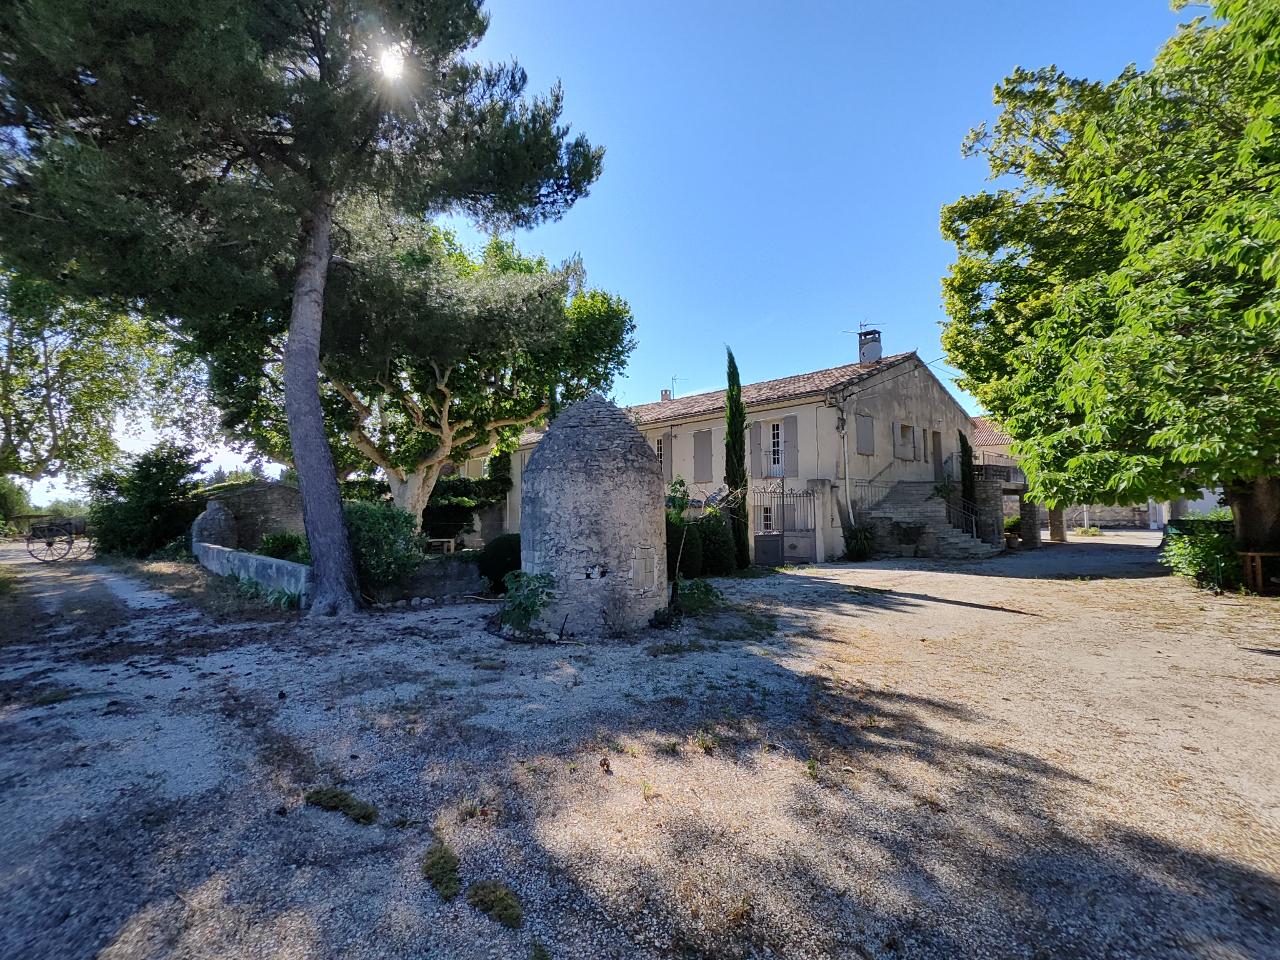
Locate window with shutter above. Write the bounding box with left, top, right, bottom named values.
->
left=855, top=415, right=874, bottom=455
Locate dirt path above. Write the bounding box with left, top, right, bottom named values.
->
left=0, top=533, right=1276, bottom=960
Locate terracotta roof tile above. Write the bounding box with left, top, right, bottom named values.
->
left=518, top=351, right=916, bottom=446
left=970, top=416, right=1012, bottom=448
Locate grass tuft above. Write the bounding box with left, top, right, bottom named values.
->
left=466, top=880, right=523, bottom=928
left=422, top=839, right=462, bottom=901
left=303, top=787, right=378, bottom=825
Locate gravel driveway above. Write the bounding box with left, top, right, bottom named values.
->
left=0, top=532, right=1276, bottom=959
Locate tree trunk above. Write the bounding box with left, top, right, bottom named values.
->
left=387, top=463, right=445, bottom=532
left=1225, top=477, right=1280, bottom=551
left=1048, top=507, right=1066, bottom=543
left=284, top=193, right=362, bottom=614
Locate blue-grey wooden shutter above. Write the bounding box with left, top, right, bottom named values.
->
left=693, top=429, right=712, bottom=482
left=750, top=422, right=762, bottom=478
left=661, top=429, right=672, bottom=482
left=855, top=415, right=874, bottom=455
left=783, top=414, right=799, bottom=477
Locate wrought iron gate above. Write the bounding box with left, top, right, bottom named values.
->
left=752, top=486, right=816, bottom=564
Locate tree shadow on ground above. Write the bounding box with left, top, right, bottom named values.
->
left=5, top=593, right=1277, bottom=960
left=831, top=537, right=1172, bottom=581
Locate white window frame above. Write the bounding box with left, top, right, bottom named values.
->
left=656, top=435, right=663, bottom=466
left=761, top=504, right=774, bottom=532
left=767, top=421, right=784, bottom=477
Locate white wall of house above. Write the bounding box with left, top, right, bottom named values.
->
left=502, top=356, right=973, bottom=561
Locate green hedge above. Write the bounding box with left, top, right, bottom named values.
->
left=698, top=512, right=737, bottom=575
left=1160, top=524, right=1241, bottom=590
left=477, top=533, right=521, bottom=593
left=343, top=501, right=424, bottom=591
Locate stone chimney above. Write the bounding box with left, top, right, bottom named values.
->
left=660, top=388, right=672, bottom=402
left=858, top=329, right=883, bottom=364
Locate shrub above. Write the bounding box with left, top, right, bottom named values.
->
left=842, top=523, right=875, bottom=561
left=151, top=536, right=195, bottom=563
left=304, top=787, right=378, bottom=825
left=698, top=511, right=737, bottom=575
left=667, top=521, right=702, bottom=579
left=1004, top=515, right=1022, bottom=533
left=1160, top=524, right=1241, bottom=590
left=477, top=533, right=522, bottom=593
left=257, top=531, right=310, bottom=564
left=1073, top=525, right=1103, bottom=536
left=501, top=571, right=555, bottom=633
left=343, top=501, right=424, bottom=591
left=89, top=443, right=205, bottom=557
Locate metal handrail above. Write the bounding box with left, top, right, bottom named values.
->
left=945, top=496, right=980, bottom=538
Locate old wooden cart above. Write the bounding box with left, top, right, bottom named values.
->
left=25, top=517, right=94, bottom=563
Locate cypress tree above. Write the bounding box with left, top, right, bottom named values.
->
left=724, top=347, right=751, bottom=568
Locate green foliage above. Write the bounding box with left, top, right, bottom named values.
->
left=477, top=533, right=522, bottom=593
left=150, top=537, right=195, bottom=563
left=257, top=532, right=310, bottom=565
left=342, top=502, right=424, bottom=591
left=1160, top=524, right=1242, bottom=590
left=303, top=787, right=377, bottom=826
left=939, top=13, right=1280, bottom=545
left=675, top=577, right=722, bottom=616
left=0, top=267, right=203, bottom=481
left=421, top=473, right=512, bottom=540
left=466, top=880, right=523, bottom=929
left=501, top=571, right=555, bottom=633
left=1004, top=516, right=1023, bottom=533
left=238, top=220, right=633, bottom=515
left=666, top=476, right=692, bottom=523
left=841, top=524, right=876, bottom=561
left=41, top=498, right=87, bottom=519
left=724, top=347, right=751, bottom=569
left=422, top=840, right=462, bottom=901
left=957, top=431, right=976, bottom=505
left=89, top=443, right=205, bottom=558
left=697, top=510, right=737, bottom=576
left=677, top=523, right=703, bottom=580
left=0, top=476, right=31, bottom=520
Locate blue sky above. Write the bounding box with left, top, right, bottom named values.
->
left=449, top=0, right=1188, bottom=405
left=32, top=0, right=1190, bottom=504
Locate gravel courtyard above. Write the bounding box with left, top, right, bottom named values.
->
left=1, top=532, right=1277, bottom=960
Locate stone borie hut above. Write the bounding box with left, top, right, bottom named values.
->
left=520, top=395, right=666, bottom=636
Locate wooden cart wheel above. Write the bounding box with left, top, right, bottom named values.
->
left=26, top=523, right=75, bottom=563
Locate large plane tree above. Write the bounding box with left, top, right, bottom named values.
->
left=0, top=1, right=601, bottom=612
left=940, top=6, right=1280, bottom=549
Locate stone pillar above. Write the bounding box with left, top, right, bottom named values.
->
left=1019, top=498, right=1042, bottom=548
left=191, top=500, right=238, bottom=549
left=1048, top=507, right=1066, bottom=543
left=972, top=479, right=1005, bottom=546
left=807, top=478, right=833, bottom=561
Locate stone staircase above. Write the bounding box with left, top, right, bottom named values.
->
left=866, top=481, right=1003, bottom=560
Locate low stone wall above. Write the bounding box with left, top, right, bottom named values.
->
left=194, top=542, right=312, bottom=606
left=369, top=554, right=489, bottom=605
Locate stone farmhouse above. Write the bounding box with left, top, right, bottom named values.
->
left=492, top=331, right=1017, bottom=564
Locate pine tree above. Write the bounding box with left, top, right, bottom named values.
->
left=723, top=347, right=751, bottom=568
left=0, top=1, right=602, bottom=613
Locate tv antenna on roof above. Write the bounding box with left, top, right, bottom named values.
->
left=670, top=374, right=682, bottom=398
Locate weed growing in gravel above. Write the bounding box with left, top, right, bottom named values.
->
left=805, top=759, right=819, bottom=779
left=531, top=942, right=551, bottom=960
left=692, top=729, right=719, bottom=754
left=467, top=880, right=523, bottom=928
left=642, top=780, right=659, bottom=801
left=30, top=685, right=78, bottom=706
left=422, top=839, right=462, bottom=901
left=657, top=740, right=681, bottom=756
left=304, top=787, right=378, bottom=825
